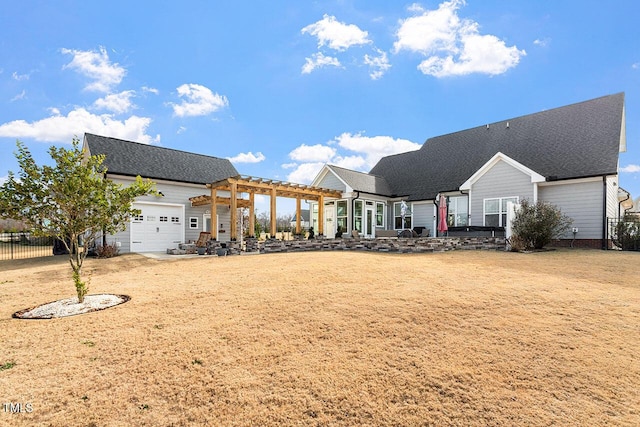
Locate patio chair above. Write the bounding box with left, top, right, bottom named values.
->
left=195, top=232, right=212, bottom=254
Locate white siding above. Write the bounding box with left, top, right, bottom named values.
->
left=318, top=172, right=347, bottom=192
left=104, top=176, right=232, bottom=252
left=538, top=179, right=603, bottom=239
left=412, top=202, right=436, bottom=235
left=469, top=160, right=535, bottom=226
left=606, top=175, right=620, bottom=220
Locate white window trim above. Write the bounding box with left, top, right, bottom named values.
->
left=393, top=201, right=413, bottom=230
left=354, top=200, right=363, bottom=233
left=376, top=202, right=385, bottom=228
left=447, top=195, right=469, bottom=227
left=189, top=217, right=199, bottom=229
left=483, top=196, right=519, bottom=227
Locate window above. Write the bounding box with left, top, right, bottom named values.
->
left=447, top=196, right=468, bottom=226
left=394, top=202, right=412, bottom=229
left=336, top=200, right=348, bottom=233
left=147, top=215, right=156, bottom=222
left=484, top=197, right=518, bottom=227
left=159, top=216, right=168, bottom=222
left=171, top=216, right=180, bottom=223
left=376, top=202, right=384, bottom=227
left=311, top=203, right=318, bottom=231
left=354, top=200, right=363, bottom=233
left=189, top=217, right=199, bottom=229
left=133, top=214, right=143, bottom=222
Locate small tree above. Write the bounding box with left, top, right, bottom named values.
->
left=510, top=199, right=572, bottom=250
left=0, top=139, right=156, bottom=302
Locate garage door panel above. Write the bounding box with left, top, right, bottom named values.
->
left=131, top=204, right=183, bottom=252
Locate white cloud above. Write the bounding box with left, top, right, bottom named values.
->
left=177, top=126, right=187, bottom=134
left=533, top=38, right=550, bottom=47
left=302, top=52, right=342, bottom=74
left=228, top=151, right=266, bottom=163
left=61, top=46, right=126, bottom=92
left=286, top=162, right=326, bottom=184
left=364, top=49, right=392, bottom=80
left=10, top=90, right=26, bottom=102
left=302, top=14, right=371, bottom=51
left=0, top=175, right=7, bottom=186
left=633, top=63, right=640, bottom=70
left=285, top=133, right=421, bottom=184
left=93, top=90, right=135, bottom=114
left=142, top=86, right=159, bottom=95
left=289, top=144, right=336, bottom=162
left=331, top=155, right=368, bottom=170
left=620, top=164, right=640, bottom=173
left=0, top=107, right=156, bottom=144
left=334, top=132, right=421, bottom=168
left=12, top=71, right=29, bottom=81
left=394, top=2, right=460, bottom=55
left=171, top=83, right=228, bottom=117
left=394, top=0, right=525, bottom=77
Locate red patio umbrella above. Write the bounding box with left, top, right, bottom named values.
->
left=437, top=195, right=448, bottom=236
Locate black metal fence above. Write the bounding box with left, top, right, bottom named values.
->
left=0, top=232, right=55, bottom=260
left=607, top=217, right=640, bottom=251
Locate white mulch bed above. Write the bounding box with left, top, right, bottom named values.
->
left=14, top=294, right=130, bottom=319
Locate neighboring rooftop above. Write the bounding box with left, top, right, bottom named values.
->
left=370, top=93, right=626, bottom=201
left=83, top=133, right=238, bottom=184
left=291, top=209, right=310, bottom=222
left=326, top=164, right=394, bottom=196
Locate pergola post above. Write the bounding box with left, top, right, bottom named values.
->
left=249, top=192, right=255, bottom=238
left=230, top=181, right=238, bottom=241
left=295, top=198, right=301, bottom=234
left=270, top=187, right=277, bottom=237
left=210, top=187, right=218, bottom=240
left=318, top=195, right=324, bottom=236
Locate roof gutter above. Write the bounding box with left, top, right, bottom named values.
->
left=618, top=187, right=632, bottom=216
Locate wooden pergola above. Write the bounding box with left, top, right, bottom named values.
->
left=189, top=175, right=342, bottom=240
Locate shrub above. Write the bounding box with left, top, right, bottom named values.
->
left=612, top=214, right=640, bottom=251
left=510, top=200, right=573, bottom=251
left=95, top=243, right=120, bottom=258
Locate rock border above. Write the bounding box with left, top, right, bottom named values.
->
left=12, top=294, right=131, bottom=319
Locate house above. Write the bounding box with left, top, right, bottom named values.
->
left=289, top=209, right=310, bottom=230
left=83, top=133, right=239, bottom=252
left=310, top=93, right=628, bottom=248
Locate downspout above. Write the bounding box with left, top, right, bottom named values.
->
left=619, top=191, right=631, bottom=218
left=433, top=198, right=439, bottom=237
left=602, top=175, right=607, bottom=250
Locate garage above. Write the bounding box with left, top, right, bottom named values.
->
left=130, top=203, right=184, bottom=252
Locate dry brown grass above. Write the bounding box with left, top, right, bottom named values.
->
left=0, top=249, right=639, bottom=426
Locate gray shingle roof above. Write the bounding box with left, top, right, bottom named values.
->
left=292, top=209, right=310, bottom=222
left=370, top=93, right=625, bottom=201
left=84, top=133, right=239, bottom=184
left=326, top=164, right=393, bottom=196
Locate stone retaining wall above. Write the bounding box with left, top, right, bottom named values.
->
left=242, top=236, right=505, bottom=254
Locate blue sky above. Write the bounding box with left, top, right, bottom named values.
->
left=1, top=0, right=639, bottom=214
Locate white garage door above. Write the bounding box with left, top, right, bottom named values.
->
left=130, top=203, right=183, bottom=252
